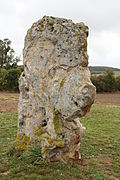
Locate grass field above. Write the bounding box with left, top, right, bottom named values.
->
left=0, top=93, right=120, bottom=179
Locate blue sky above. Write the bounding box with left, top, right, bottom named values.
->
left=0, top=0, right=120, bottom=68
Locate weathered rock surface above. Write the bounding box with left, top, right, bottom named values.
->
left=16, top=16, right=96, bottom=161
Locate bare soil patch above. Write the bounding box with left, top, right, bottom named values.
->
left=98, top=154, right=112, bottom=165
left=0, top=100, right=18, bottom=112
left=95, top=93, right=120, bottom=106
left=0, top=92, right=120, bottom=112
left=0, top=92, right=19, bottom=112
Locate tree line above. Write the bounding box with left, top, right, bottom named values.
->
left=0, top=38, right=23, bottom=91
left=91, top=69, right=120, bottom=92
left=0, top=38, right=120, bottom=92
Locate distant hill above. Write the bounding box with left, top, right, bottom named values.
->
left=18, top=65, right=120, bottom=75
left=89, top=66, right=120, bottom=75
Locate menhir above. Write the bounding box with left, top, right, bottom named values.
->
left=16, top=16, right=96, bottom=161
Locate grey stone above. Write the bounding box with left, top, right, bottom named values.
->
left=16, top=16, right=96, bottom=161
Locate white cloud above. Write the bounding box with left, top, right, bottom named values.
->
left=88, top=31, right=120, bottom=68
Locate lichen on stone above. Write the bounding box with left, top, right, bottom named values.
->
left=54, top=139, right=64, bottom=147
left=53, top=109, right=63, bottom=135
left=42, top=145, right=50, bottom=155
left=82, top=37, right=87, bottom=52
left=60, top=77, right=66, bottom=88
left=15, top=133, right=30, bottom=150
left=34, top=125, right=45, bottom=136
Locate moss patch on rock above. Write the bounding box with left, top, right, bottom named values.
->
left=53, top=109, right=63, bottom=135
left=15, top=133, right=30, bottom=150
left=60, top=77, right=66, bottom=88
left=34, top=125, right=45, bottom=136
left=54, top=139, right=64, bottom=147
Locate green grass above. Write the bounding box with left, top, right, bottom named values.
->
left=0, top=104, right=120, bottom=179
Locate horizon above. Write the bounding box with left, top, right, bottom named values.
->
left=18, top=63, right=120, bottom=70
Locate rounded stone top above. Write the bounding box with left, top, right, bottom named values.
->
left=24, top=16, right=89, bottom=68
left=26, top=16, right=88, bottom=42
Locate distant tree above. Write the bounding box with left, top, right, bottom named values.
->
left=0, top=68, right=8, bottom=90
left=91, top=75, right=105, bottom=92
left=91, top=69, right=116, bottom=92
left=5, top=68, right=22, bottom=91
left=116, top=75, right=120, bottom=91
left=0, top=38, right=20, bottom=68
left=103, top=69, right=116, bottom=92
left=0, top=67, right=23, bottom=91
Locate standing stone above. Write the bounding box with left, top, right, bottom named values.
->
left=16, top=16, right=96, bottom=161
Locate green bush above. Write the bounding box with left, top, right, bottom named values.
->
left=5, top=68, right=21, bottom=91
left=91, top=69, right=119, bottom=93
left=0, top=67, right=23, bottom=91
left=91, top=75, right=106, bottom=92
left=103, top=69, right=116, bottom=92
left=0, top=68, right=8, bottom=90
left=116, top=76, right=120, bottom=91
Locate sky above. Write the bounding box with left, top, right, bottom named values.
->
left=0, top=0, right=120, bottom=68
